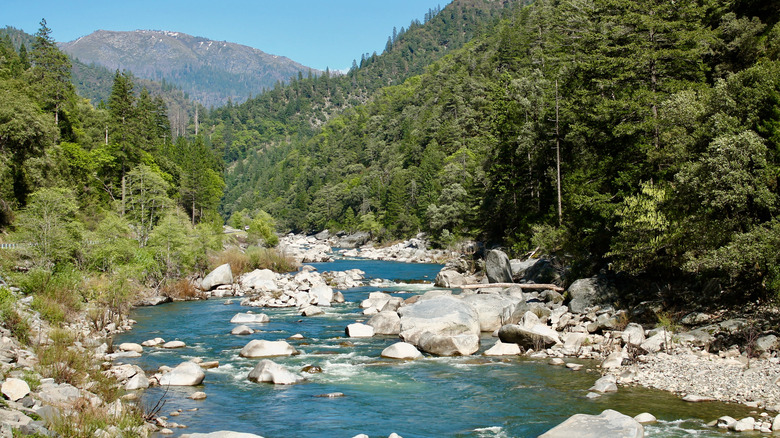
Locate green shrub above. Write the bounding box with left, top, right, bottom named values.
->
left=0, top=287, right=30, bottom=345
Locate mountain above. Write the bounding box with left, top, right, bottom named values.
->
left=60, top=30, right=320, bottom=107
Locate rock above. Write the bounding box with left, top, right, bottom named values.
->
left=434, top=270, right=466, bottom=288
left=562, top=332, right=587, bottom=352
left=462, top=294, right=519, bottom=332
left=590, top=375, right=618, bottom=393
left=125, top=373, right=150, bottom=390
left=772, top=415, right=780, bottom=432
left=201, top=263, right=233, bottom=291
left=633, top=413, right=656, bottom=424
left=158, top=361, right=205, bottom=386
left=367, top=311, right=401, bottom=335
left=310, top=284, right=334, bottom=306
left=180, top=432, right=265, bottom=438
left=485, top=249, right=513, bottom=283
left=497, top=324, right=560, bottom=350
left=241, top=269, right=276, bottom=290
left=230, top=313, right=269, bottom=324
left=142, top=337, right=165, bottom=347
left=417, top=332, right=480, bottom=356
left=137, top=295, right=172, bottom=306
left=640, top=332, right=667, bottom=353
left=37, top=381, right=81, bottom=405
left=398, top=295, right=480, bottom=345
left=118, top=342, right=143, bottom=353
left=731, top=417, right=755, bottom=432
left=346, top=323, right=375, bottom=338
left=682, top=394, right=714, bottom=402
left=549, top=358, right=565, bottom=365
left=621, top=323, right=646, bottom=346
left=484, top=340, right=522, bottom=356
left=247, top=359, right=303, bottom=385
left=567, top=278, right=603, bottom=314
left=566, top=363, right=584, bottom=371
left=200, top=361, right=219, bottom=369
left=239, top=340, right=297, bottom=358
left=755, top=335, right=778, bottom=353
left=162, top=340, right=186, bottom=349
left=539, top=409, right=643, bottom=438
left=601, top=352, right=624, bottom=369
left=301, top=306, right=325, bottom=317
left=188, top=391, right=207, bottom=400
left=381, top=342, right=423, bottom=360
left=314, top=392, right=345, bottom=398
left=1, top=378, right=30, bottom=401
left=717, top=416, right=736, bottom=429
left=231, top=325, right=254, bottom=335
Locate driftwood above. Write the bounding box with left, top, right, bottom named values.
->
left=459, top=283, right=564, bottom=292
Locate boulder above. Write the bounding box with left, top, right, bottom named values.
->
left=417, top=332, right=480, bottom=356
left=633, top=413, right=656, bottom=424
left=189, top=391, right=207, bottom=400
left=125, top=373, right=150, bottom=390
left=201, top=264, right=233, bottom=291
left=510, top=258, right=539, bottom=281
left=539, top=409, right=643, bottom=438
left=567, top=278, right=603, bottom=314
left=367, top=311, right=401, bottom=335
left=346, top=323, right=375, bottom=338
left=589, top=375, right=618, bottom=393
left=621, top=323, right=646, bottom=346
left=462, top=294, right=519, bottom=332
left=485, top=249, right=513, bottom=283
left=118, top=342, right=143, bottom=353
left=162, top=340, right=186, bottom=349
left=158, top=362, right=205, bottom=386
left=141, top=338, right=165, bottom=347
left=381, top=342, right=423, bottom=360
left=731, top=417, right=755, bottom=432
left=247, top=360, right=303, bottom=385
left=230, top=313, right=269, bottom=324
left=239, top=340, right=297, bottom=358
left=434, top=270, right=467, bottom=288
left=498, top=324, right=560, bottom=350
left=640, top=332, right=667, bottom=353
left=755, top=335, right=778, bottom=353
left=398, top=295, right=480, bottom=345
left=240, top=269, right=276, bottom=291
left=1, top=378, right=30, bottom=401
left=37, top=382, right=80, bottom=405
left=310, top=285, right=334, bottom=306
left=601, top=352, right=624, bottom=369
left=483, top=340, right=521, bottom=356
left=301, top=306, right=325, bottom=317
left=231, top=325, right=254, bottom=335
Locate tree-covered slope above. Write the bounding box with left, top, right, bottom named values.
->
left=221, top=0, right=780, bottom=302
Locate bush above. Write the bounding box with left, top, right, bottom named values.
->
left=211, top=247, right=298, bottom=276
left=161, top=279, right=203, bottom=300
left=20, top=268, right=83, bottom=324
left=0, top=287, right=30, bottom=345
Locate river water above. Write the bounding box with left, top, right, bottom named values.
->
left=115, top=259, right=754, bottom=437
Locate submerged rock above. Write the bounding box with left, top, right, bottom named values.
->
left=230, top=313, right=270, bottom=324
left=247, top=360, right=304, bottom=385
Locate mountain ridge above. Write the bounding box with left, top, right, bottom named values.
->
left=61, top=29, right=321, bottom=107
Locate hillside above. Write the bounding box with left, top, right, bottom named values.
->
left=61, top=29, right=320, bottom=107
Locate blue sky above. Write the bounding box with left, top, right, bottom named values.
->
left=2, top=0, right=448, bottom=71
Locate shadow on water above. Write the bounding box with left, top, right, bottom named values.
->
left=115, top=259, right=758, bottom=438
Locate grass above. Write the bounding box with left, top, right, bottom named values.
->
left=161, top=278, right=204, bottom=300
left=0, top=287, right=31, bottom=345
left=211, top=246, right=298, bottom=276
left=19, top=268, right=84, bottom=324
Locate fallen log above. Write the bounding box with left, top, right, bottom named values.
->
left=459, top=283, right=564, bottom=292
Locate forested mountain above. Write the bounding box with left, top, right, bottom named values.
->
left=60, top=30, right=320, bottom=107
left=214, top=0, right=780, bottom=303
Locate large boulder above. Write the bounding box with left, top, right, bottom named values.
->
left=567, top=277, right=613, bottom=314
left=434, top=270, right=467, bottom=288
left=367, top=311, right=401, bottom=335
left=158, top=362, right=205, bottom=386
left=247, top=360, right=303, bottom=385
left=498, top=324, right=560, bottom=350
left=230, top=313, right=270, bottom=324
left=540, top=409, right=644, bottom=438
left=125, top=372, right=150, bottom=390
left=398, top=295, right=480, bottom=345
left=417, top=332, right=480, bottom=356
left=239, top=340, right=297, bottom=358
left=462, top=294, right=519, bottom=332
left=310, top=285, right=334, bottom=306
left=201, top=264, right=233, bottom=291
left=240, top=269, right=276, bottom=291
left=346, top=323, right=375, bottom=338
left=381, top=342, right=423, bottom=360
left=483, top=340, right=521, bottom=356
left=621, top=323, right=646, bottom=346
left=485, top=249, right=513, bottom=283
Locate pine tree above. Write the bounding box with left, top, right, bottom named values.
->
left=29, top=19, right=73, bottom=125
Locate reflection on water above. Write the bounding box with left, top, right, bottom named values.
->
left=115, top=259, right=754, bottom=437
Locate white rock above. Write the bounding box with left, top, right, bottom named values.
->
left=381, top=342, right=423, bottom=359
left=189, top=391, right=207, bottom=400
left=231, top=325, right=254, bottom=335
left=540, top=409, right=643, bottom=438
left=141, top=338, right=165, bottom=347
left=201, top=263, right=233, bottom=291
left=346, top=323, right=375, bottom=338
left=1, top=378, right=30, bottom=401
left=230, top=313, right=269, bottom=324
left=162, top=340, right=186, bottom=349
left=158, top=362, right=205, bottom=386
left=717, top=416, right=736, bottom=429
left=731, top=417, right=755, bottom=432
left=118, top=343, right=143, bottom=353
left=239, top=340, right=297, bottom=358
left=484, top=340, right=522, bottom=356
left=247, top=359, right=303, bottom=385
left=633, top=413, right=656, bottom=424
left=590, top=375, right=618, bottom=393
left=301, top=306, right=324, bottom=317
left=125, top=373, right=150, bottom=390
left=601, top=352, right=624, bottom=369
left=549, top=358, right=565, bottom=365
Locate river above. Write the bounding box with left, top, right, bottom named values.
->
left=114, top=258, right=753, bottom=437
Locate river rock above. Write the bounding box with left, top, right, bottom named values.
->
left=181, top=432, right=265, bottom=438
left=241, top=269, right=276, bottom=291
left=118, top=342, right=143, bottom=353
left=717, top=416, right=736, bottom=429
left=485, top=249, right=513, bottom=283
left=398, top=295, right=480, bottom=345
left=125, top=372, right=150, bottom=390
left=633, top=413, right=656, bottom=424
left=381, top=342, right=423, bottom=360
left=142, top=338, right=165, bottom=347
left=731, top=417, right=755, bottom=432
left=682, top=394, right=714, bottom=402
left=37, top=381, right=81, bottom=405
left=567, top=278, right=602, bottom=314
left=462, top=294, right=519, bottom=332
left=601, top=351, right=624, bottom=369
left=640, top=332, right=667, bottom=353
left=484, top=340, right=521, bottom=356
left=162, top=340, right=186, bottom=349
left=239, top=340, right=297, bottom=358
left=590, top=375, right=618, bottom=393
left=621, top=323, right=646, bottom=346
left=310, top=284, right=334, bottom=306
left=417, top=332, right=480, bottom=356
left=301, top=306, right=325, bottom=317
left=189, top=391, right=207, bottom=400
left=539, top=409, right=643, bottom=438
left=367, top=311, right=401, bottom=335
left=434, top=270, right=467, bottom=288
left=230, top=313, right=270, bottom=324
left=1, top=378, right=30, bottom=401
left=498, top=323, right=560, bottom=350
left=158, top=361, right=205, bottom=386
left=247, top=360, right=304, bottom=385
left=202, top=264, right=233, bottom=291
left=755, top=335, right=778, bottom=353
left=231, top=325, right=254, bottom=335
left=346, top=323, right=375, bottom=338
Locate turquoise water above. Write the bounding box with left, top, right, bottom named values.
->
left=115, top=259, right=754, bottom=437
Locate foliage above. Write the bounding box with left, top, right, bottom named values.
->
left=0, top=287, right=30, bottom=345
left=247, top=210, right=278, bottom=247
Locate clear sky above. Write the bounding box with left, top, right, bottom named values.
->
left=2, top=0, right=449, bottom=71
